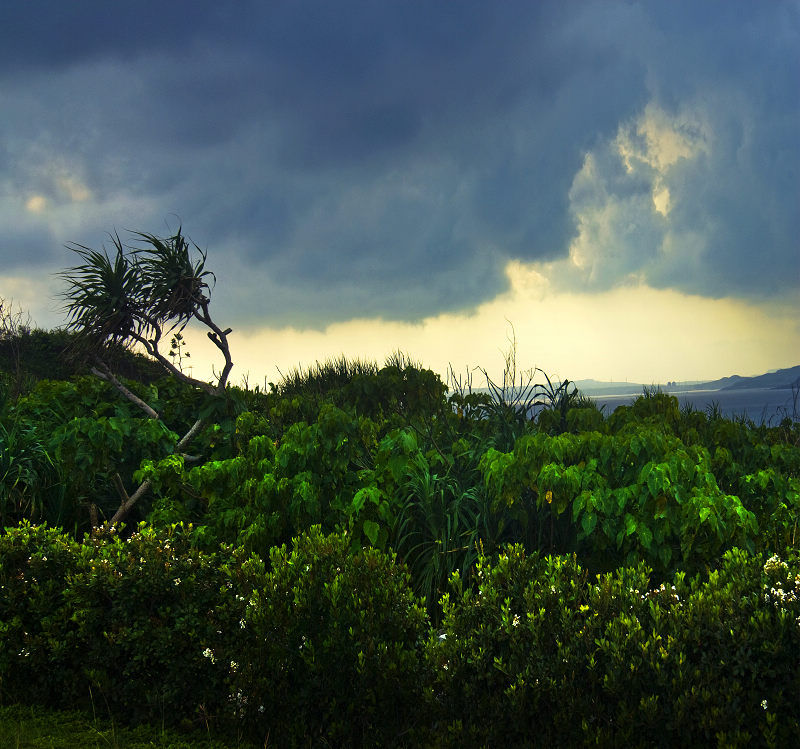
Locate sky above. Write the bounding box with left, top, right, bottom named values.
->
left=1, top=0, right=798, bottom=386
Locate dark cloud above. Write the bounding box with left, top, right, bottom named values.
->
left=0, top=0, right=797, bottom=329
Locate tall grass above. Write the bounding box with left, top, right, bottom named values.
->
left=275, top=351, right=421, bottom=399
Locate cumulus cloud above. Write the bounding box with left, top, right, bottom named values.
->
left=549, top=78, right=799, bottom=303
left=0, top=0, right=796, bottom=330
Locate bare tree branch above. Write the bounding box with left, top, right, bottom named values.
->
left=175, top=418, right=206, bottom=453
left=128, top=329, right=218, bottom=396
left=108, top=474, right=153, bottom=528
left=104, top=417, right=208, bottom=529
left=91, top=362, right=161, bottom=420
left=195, top=300, right=234, bottom=392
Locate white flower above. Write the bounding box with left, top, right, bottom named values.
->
left=764, top=555, right=788, bottom=574
left=512, top=614, right=520, bottom=627
left=761, top=699, right=768, bottom=710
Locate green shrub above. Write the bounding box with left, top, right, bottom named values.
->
left=0, top=522, right=248, bottom=729
left=5, top=522, right=798, bottom=746
left=60, top=524, right=247, bottom=726
left=430, top=545, right=800, bottom=747
left=429, top=546, right=613, bottom=746
left=1, top=524, right=429, bottom=744
left=0, top=421, right=63, bottom=528
left=230, top=527, right=429, bottom=747
left=142, top=405, right=374, bottom=554
left=0, top=523, right=82, bottom=706
left=480, top=428, right=758, bottom=575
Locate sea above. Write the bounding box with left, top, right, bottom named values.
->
left=587, top=387, right=799, bottom=425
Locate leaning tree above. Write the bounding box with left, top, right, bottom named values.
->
left=60, top=227, right=233, bottom=529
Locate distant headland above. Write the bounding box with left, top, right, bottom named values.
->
left=575, top=365, right=800, bottom=397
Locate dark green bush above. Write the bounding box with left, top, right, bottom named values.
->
left=0, top=522, right=247, bottom=729
left=0, top=523, right=82, bottom=706
left=230, top=527, right=429, bottom=747
left=3, top=522, right=799, bottom=746
left=59, top=524, right=247, bottom=727
left=429, top=546, right=613, bottom=746
left=1, top=523, right=429, bottom=744
left=429, top=545, right=800, bottom=747
left=0, top=420, right=63, bottom=528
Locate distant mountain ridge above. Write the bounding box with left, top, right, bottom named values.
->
left=712, top=366, right=800, bottom=391
left=575, top=365, right=800, bottom=396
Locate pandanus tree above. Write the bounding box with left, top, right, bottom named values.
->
left=60, top=227, right=233, bottom=529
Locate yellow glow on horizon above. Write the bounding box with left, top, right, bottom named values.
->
left=0, top=275, right=52, bottom=308
left=179, top=260, right=800, bottom=389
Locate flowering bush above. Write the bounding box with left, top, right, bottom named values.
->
left=429, top=545, right=800, bottom=747
left=59, top=524, right=249, bottom=726
left=3, top=521, right=798, bottom=746
left=0, top=522, right=248, bottom=728
left=0, top=523, right=82, bottom=705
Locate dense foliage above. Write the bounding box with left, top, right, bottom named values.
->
left=2, top=325, right=799, bottom=746
left=431, top=545, right=800, bottom=747
left=2, top=524, right=798, bottom=746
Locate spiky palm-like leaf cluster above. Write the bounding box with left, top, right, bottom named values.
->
left=61, top=234, right=142, bottom=346
left=60, top=228, right=213, bottom=348
left=60, top=226, right=233, bottom=402
left=132, top=230, right=214, bottom=331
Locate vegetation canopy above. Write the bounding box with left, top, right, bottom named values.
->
left=0, top=226, right=798, bottom=746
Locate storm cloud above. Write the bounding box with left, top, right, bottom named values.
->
left=1, top=0, right=797, bottom=329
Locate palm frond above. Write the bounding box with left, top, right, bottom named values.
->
left=132, top=227, right=215, bottom=331
left=59, top=233, right=145, bottom=346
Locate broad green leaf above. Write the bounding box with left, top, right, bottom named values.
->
left=636, top=523, right=653, bottom=550
left=363, top=520, right=380, bottom=546
left=580, top=512, right=597, bottom=537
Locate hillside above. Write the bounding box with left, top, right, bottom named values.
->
left=717, top=365, right=800, bottom=391
left=575, top=365, right=800, bottom=396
